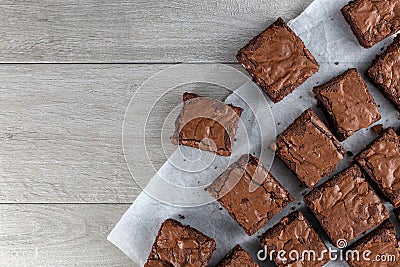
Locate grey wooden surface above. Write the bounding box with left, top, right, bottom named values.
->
left=0, top=0, right=314, bottom=266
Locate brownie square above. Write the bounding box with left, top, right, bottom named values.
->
left=236, top=18, right=319, bottom=103
left=341, top=0, right=400, bottom=48
left=304, top=165, right=389, bottom=245
left=346, top=220, right=400, bottom=267
left=368, top=36, right=400, bottom=111
left=216, top=245, right=259, bottom=267
left=171, top=92, right=243, bottom=156
left=354, top=127, right=400, bottom=208
left=260, top=211, right=329, bottom=267
left=206, top=154, right=293, bottom=236
left=144, top=219, right=216, bottom=267
left=274, top=109, right=346, bottom=188
left=313, top=68, right=381, bottom=141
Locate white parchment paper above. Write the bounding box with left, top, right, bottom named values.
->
left=109, top=0, right=400, bottom=266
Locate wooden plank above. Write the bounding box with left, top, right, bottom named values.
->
left=0, top=204, right=135, bottom=266
left=0, top=64, right=245, bottom=203
left=0, top=0, right=313, bottom=63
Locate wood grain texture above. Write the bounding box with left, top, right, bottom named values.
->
left=0, top=204, right=135, bottom=266
left=0, top=0, right=313, bottom=63
left=0, top=64, right=160, bottom=203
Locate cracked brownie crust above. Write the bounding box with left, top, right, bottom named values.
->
left=304, top=165, right=389, bottom=245
left=260, top=211, right=329, bottom=267
left=346, top=220, right=400, bottom=267
left=341, top=0, right=400, bottom=48
left=236, top=18, right=319, bottom=103
left=274, top=109, right=346, bottom=188
left=144, top=219, right=216, bottom=267
left=368, top=36, right=400, bottom=111
left=171, top=92, right=243, bottom=156
left=206, top=154, right=293, bottom=236
left=354, top=128, right=400, bottom=208
left=216, top=245, right=259, bottom=267
left=313, top=68, right=381, bottom=141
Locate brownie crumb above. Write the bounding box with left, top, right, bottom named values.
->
left=347, top=151, right=354, bottom=157
left=178, top=214, right=185, bottom=220
left=371, top=124, right=383, bottom=135
left=334, top=62, right=339, bottom=65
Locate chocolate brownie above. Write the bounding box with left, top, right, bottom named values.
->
left=368, top=36, right=400, bottom=111
left=304, top=165, right=389, bottom=245
left=171, top=92, right=243, bottom=156
left=354, top=128, right=400, bottom=208
left=144, top=219, right=216, bottom=267
left=346, top=220, right=400, bottom=267
left=260, top=211, right=329, bottom=267
left=313, top=68, right=381, bottom=141
left=206, top=154, right=293, bottom=236
left=216, top=245, right=259, bottom=267
left=341, top=0, right=400, bottom=48
left=236, top=18, right=319, bottom=103
left=274, top=109, right=346, bottom=188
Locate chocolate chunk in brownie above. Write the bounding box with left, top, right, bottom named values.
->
left=346, top=220, right=400, bottom=267
left=206, top=154, right=293, bottom=236
left=171, top=92, right=243, bottom=156
left=368, top=36, right=400, bottom=111
left=144, top=219, right=216, bottom=267
left=354, top=127, right=400, bottom=208
left=371, top=124, right=384, bottom=135
left=304, top=165, right=389, bottom=245
left=236, top=18, right=319, bottom=103
left=274, top=109, right=346, bottom=188
left=217, top=245, right=259, bottom=267
left=313, top=68, right=381, bottom=141
left=260, top=211, right=329, bottom=267
left=341, top=0, right=400, bottom=48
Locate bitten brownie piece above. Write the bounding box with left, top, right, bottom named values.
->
left=236, top=18, right=319, bottom=103
left=144, top=219, right=216, bottom=267
left=313, top=68, right=381, bottom=141
left=216, top=245, right=259, bottom=267
left=354, top=128, right=400, bottom=208
left=171, top=92, right=243, bottom=156
left=368, top=36, right=400, bottom=111
left=260, top=211, right=329, bottom=267
left=206, top=154, right=293, bottom=236
left=304, top=165, right=389, bottom=245
left=341, top=0, right=400, bottom=48
left=346, top=220, right=400, bottom=267
left=274, top=109, right=346, bottom=188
